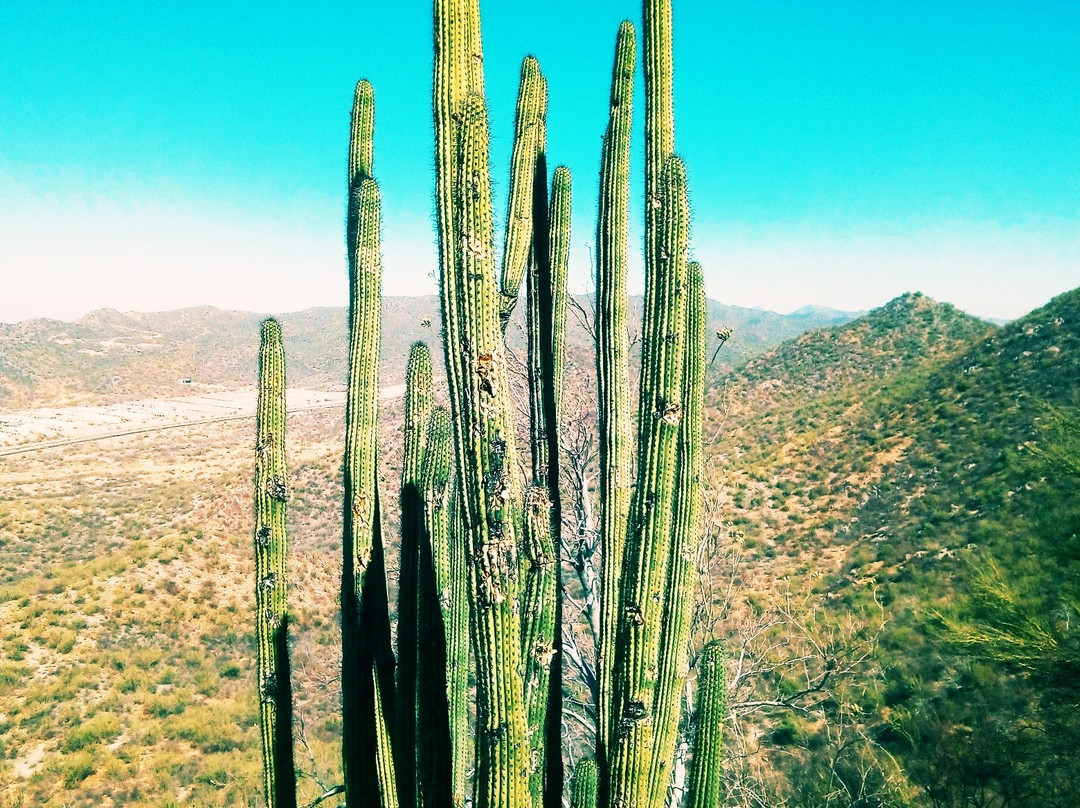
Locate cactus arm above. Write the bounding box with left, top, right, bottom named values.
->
left=423, top=407, right=470, bottom=808
left=542, top=163, right=570, bottom=808
left=571, top=759, right=599, bottom=808
left=349, top=79, right=375, bottom=185
left=498, top=58, right=547, bottom=330
left=608, top=155, right=690, bottom=808
left=643, top=0, right=675, bottom=277
left=439, top=91, right=530, bottom=808
left=253, top=318, right=298, bottom=808
left=347, top=80, right=375, bottom=280
left=648, top=260, right=706, bottom=808
left=340, top=174, right=399, bottom=808
left=521, top=160, right=571, bottom=801
left=397, top=342, right=436, bottom=808
left=594, top=21, right=636, bottom=777
left=447, top=488, right=472, bottom=808
left=686, top=645, right=727, bottom=808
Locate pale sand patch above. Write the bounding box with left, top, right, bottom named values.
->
left=0, top=386, right=405, bottom=454
left=12, top=741, right=51, bottom=779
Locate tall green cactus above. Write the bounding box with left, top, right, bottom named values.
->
left=687, top=645, right=727, bottom=808
left=499, top=57, right=547, bottom=329
left=438, top=87, right=531, bottom=808
left=571, top=759, right=599, bottom=808
left=341, top=83, right=398, bottom=807
left=253, top=318, right=297, bottom=808
left=648, top=260, right=706, bottom=808
left=606, top=153, right=690, bottom=808
left=521, top=161, right=571, bottom=800
left=398, top=343, right=445, bottom=808
left=595, top=20, right=636, bottom=775
left=422, top=407, right=471, bottom=808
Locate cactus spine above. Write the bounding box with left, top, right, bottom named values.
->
left=648, top=260, right=706, bottom=808
left=571, top=759, right=599, bottom=808
left=687, top=645, right=727, bottom=808
left=595, top=20, right=635, bottom=775
left=253, top=318, right=297, bottom=808
left=341, top=82, right=398, bottom=807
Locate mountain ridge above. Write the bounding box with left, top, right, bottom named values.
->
left=0, top=295, right=866, bottom=412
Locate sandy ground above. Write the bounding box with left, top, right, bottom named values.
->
left=0, top=385, right=405, bottom=454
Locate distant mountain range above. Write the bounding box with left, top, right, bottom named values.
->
left=0, top=296, right=864, bottom=411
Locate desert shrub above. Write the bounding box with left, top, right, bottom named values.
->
left=63, top=713, right=120, bottom=751
left=145, top=688, right=192, bottom=718
left=62, top=752, right=95, bottom=788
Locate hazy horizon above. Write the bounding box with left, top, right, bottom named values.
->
left=4, top=1, right=1077, bottom=324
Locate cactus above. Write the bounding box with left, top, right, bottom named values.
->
left=423, top=407, right=471, bottom=808
left=595, top=20, right=635, bottom=776
left=246, top=5, right=718, bottom=808
left=340, top=84, right=398, bottom=805
left=687, top=645, right=727, bottom=808
left=398, top=343, right=444, bottom=808
left=606, top=154, right=690, bottom=808
left=571, top=759, right=599, bottom=808
left=253, top=318, right=297, bottom=808
left=648, top=260, right=706, bottom=808
left=521, top=162, right=571, bottom=800
left=437, top=86, right=531, bottom=808
left=498, top=57, right=548, bottom=329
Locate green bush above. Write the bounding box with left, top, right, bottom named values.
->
left=63, top=752, right=95, bottom=788
left=63, top=713, right=121, bottom=751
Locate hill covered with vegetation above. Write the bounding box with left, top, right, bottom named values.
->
left=707, top=288, right=1080, bottom=806
left=1, top=288, right=1076, bottom=806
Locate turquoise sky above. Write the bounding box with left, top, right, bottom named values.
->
left=2, top=1, right=1077, bottom=322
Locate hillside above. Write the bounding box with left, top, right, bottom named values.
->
left=707, top=288, right=1080, bottom=805
left=0, top=297, right=859, bottom=411
left=2, top=288, right=1076, bottom=806
left=715, top=291, right=995, bottom=419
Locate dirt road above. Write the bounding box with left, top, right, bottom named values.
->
left=0, top=385, right=406, bottom=458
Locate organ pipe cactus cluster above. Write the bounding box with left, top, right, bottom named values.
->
left=250, top=2, right=728, bottom=808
